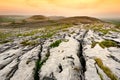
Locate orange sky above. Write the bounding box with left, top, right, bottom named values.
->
left=0, top=0, right=120, bottom=18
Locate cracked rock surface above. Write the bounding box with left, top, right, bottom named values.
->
left=0, top=23, right=120, bottom=80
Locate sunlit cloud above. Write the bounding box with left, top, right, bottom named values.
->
left=25, top=0, right=103, bottom=9
left=0, top=0, right=120, bottom=17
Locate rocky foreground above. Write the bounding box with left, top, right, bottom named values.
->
left=0, top=23, right=120, bottom=80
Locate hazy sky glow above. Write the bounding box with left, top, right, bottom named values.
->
left=0, top=0, right=120, bottom=18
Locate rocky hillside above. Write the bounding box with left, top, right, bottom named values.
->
left=0, top=16, right=120, bottom=80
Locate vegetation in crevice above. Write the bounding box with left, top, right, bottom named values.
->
left=63, top=39, right=69, bottom=42
left=91, top=41, right=98, bottom=48
left=0, top=40, right=10, bottom=44
left=40, top=32, right=56, bottom=39
left=70, top=31, right=76, bottom=34
left=34, top=52, right=50, bottom=80
left=34, top=24, right=72, bottom=39
left=0, top=32, right=12, bottom=40
left=17, top=29, right=42, bottom=37
left=86, top=25, right=120, bottom=35
left=95, top=63, right=104, bottom=80
left=98, top=72, right=104, bottom=80
left=94, top=58, right=118, bottom=80
left=62, top=29, right=69, bottom=32
left=99, top=40, right=117, bottom=48
left=34, top=59, right=41, bottom=80
left=0, top=32, right=13, bottom=44
left=20, top=40, right=39, bottom=46
left=49, top=40, right=62, bottom=48
left=91, top=40, right=117, bottom=48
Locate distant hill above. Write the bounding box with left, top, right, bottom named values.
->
left=101, top=18, right=120, bottom=26
left=0, top=15, right=105, bottom=26
left=58, top=16, right=103, bottom=24
left=0, top=15, right=29, bottom=23
left=48, top=16, right=65, bottom=20
left=25, top=15, right=103, bottom=24
left=26, top=15, right=48, bottom=22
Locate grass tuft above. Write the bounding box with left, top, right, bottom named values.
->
left=17, top=29, right=41, bottom=37
left=40, top=32, right=55, bottom=39
left=99, top=40, right=117, bottom=48
left=91, top=41, right=98, bottom=48
left=94, top=58, right=118, bottom=80
left=50, top=40, right=62, bottom=48
left=0, top=32, right=13, bottom=44
left=20, top=40, right=38, bottom=46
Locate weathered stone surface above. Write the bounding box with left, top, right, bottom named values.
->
left=0, top=24, right=120, bottom=80
left=0, top=59, right=18, bottom=80
left=0, top=48, right=22, bottom=70
left=10, top=46, right=40, bottom=80
left=85, top=59, right=101, bottom=80
left=39, top=37, right=84, bottom=80
left=83, top=30, right=120, bottom=80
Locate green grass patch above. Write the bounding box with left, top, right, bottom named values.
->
left=18, top=24, right=72, bottom=39
left=17, top=29, right=42, bottom=37
left=94, top=58, right=118, bottom=80
left=88, top=25, right=119, bottom=35
left=99, top=29, right=109, bottom=35
left=20, top=40, right=39, bottom=46
left=34, top=31, right=56, bottom=39
left=62, top=29, right=69, bottom=32
left=0, top=32, right=12, bottom=40
left=91, top=40, right=117, bottom=49
left=50, top=40, right=62, bottom=48
left=70, top=31, right=76, bottom=34
left=93, top=27, right=110, bottom=35
left=0, top=32, right=13, bottom=44
left=99, top=40, right=117, bottom=48
left=0, top=17, right=14, bottom=22
left=40, top=32, right=55, bottom=39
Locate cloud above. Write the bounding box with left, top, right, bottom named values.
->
left=0, top=0, right=120, bottom=17
left=46, top=0, right=104, bottom=9
left=25, top=0, right=103, bottom=9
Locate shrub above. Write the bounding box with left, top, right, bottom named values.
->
left=94, top=58, right=118, bottom=80
left=50, top=40, right=62, bottom=48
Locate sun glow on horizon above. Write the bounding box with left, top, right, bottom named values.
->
left=0, top=0, right=120, bottom=18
